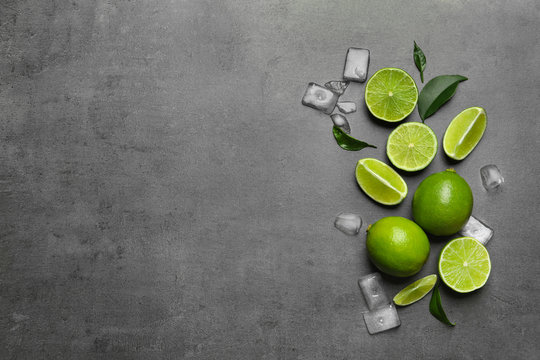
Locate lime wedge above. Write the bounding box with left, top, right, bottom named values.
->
left=386, top=122, right=437, bottom=171
left=355, top=158, right=408, bottom=205
left=443, top=107, right=487, bottom=160
left=365, top=68, right=418, bottom=122
left=438, top=237, right=491, bottom=293
left=393, top=274, right=437, bottom=306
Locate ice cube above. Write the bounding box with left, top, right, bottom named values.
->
left=324, top=80, right=350, bottom=96
left=301, top=83, right=339, bottom=114
left=336, top=101, right=357, bottom=114
left=343, top=48, right=370, bottom=82
left=459, top=215, right=494, bottom=245
left=330, top=114, right=351, bottom=134
left=363, top=303, right=401, bottom=334
left=334, top=212, right=361, bottom=235
left=480, top=165, right=504, bottom=191
left=357, top=273, right=389, bottom=311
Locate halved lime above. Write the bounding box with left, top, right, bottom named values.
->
left=443, top=107, right=487, bottom=160
left=393, top=274, right=437, bottom=306
left=365, top=68, right=418, bottom=122
left=387, top=122, right=437, bottom=171
left=355, top=158, right=408, bottom=205
left=438, top=237, right=491, bottom=293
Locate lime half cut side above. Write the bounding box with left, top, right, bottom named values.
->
left=443, top=107, right=487, bottom=160
left=365, top=68, right=418, bottom=122
left=393, top=274, right=437, bottom=306
left=438, top=237, right=491, bottom=293
left=387, top=122, right=438, bottom=171
left=355, top=158, right=408, bottom=205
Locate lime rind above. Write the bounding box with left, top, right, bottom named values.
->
left=365, top=68, right=418, bottom=122
left=393, top=274, right=438, bottom=306
left=443, top=107, right=487, bottom=160
left=387, top=123, right=438, bottom=171
left=438, top=237, right=491, bottom=293
left=355, top=158, right=408, bottom=205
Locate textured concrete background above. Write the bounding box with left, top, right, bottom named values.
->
left=1, top=0, right=539, bottom=358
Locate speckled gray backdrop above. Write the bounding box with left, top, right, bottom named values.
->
left=1, top=0, right=539, bottom=359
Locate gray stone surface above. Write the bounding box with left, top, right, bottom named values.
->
left=1, top=0, right=539, bottom=358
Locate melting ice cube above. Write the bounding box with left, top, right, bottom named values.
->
left=459, top=215, right=494, bottom=245
left=334, top=212, right=361, bottom=235
left=301, top=83, right=339, bottom=114
left=336, top=101, right=357, bottom=114
left=330, top=114, right=351, bottom=134
left=480, top=165, right=504, bottom=191
left=363, top=303, right=401, bottom=334
left=343, top=48, right=370, bottom=82
left=357, top=273, right=389, bottom=311
left=324, top=80, right=350, bottom=96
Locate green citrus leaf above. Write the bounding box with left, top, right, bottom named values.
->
left=413, top=41, right=426, bottom=83
left=332, top=126, right=377, bottom=151
left=429, top=282, right=455, bottom=326
left=418, top=75, right=468, bottom=121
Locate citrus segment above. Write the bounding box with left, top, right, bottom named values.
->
left=438, top=237, right=491, bottom=293
left=355, top=158, right=408, bottom=205
left=393, top=274, right=437, bottom=306
left=365, top=68, right=418, bottom=122
left=387, top=122, right=438, bottom=171
left=443, top=107, right=487, bottom=160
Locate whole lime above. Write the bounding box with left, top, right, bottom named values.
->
left=366, top=217, right=430, bottom=277
left=412, top=169, right=473, bottom=236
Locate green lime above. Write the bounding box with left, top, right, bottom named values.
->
left=355, top=158, right=407, bottom=205
left=386, top=122, right=438, bottom=171
left=365, top=68, right=418, bottom=122
left=438, top=237, right=491, bottom=293
left=412, top=169, right=473, bottom=236
left=443, top=107, right=487, bottom=160
left=393, top=274, right=437, bottom=306
left=366, top=216, right=430, bottom=277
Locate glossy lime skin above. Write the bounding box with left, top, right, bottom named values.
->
left=412, top=170, right=473, bottom=236
left=366, top=217, right=430, bottom=277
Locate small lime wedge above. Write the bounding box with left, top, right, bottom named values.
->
left=443, top=107, right=487, bottom=160
left=355, top=158, right=408, bottom=205
left=365, top=68, right=418, bottom=122
left=393, top=274, right=437, bottom=306
left=387, top=122, right=437, bottom=171
left=438, top=237, right=491, bottom=293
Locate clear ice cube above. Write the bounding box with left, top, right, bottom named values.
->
left=330, top=114, right=351, bottom=134
left=459, top=215, right=494, bottom=245
left=357, top=273, right=389, bottom=311
left=334, top=212, right=361, bottom=235
left=480, top=165, right=504, bottom=191
left=343, top=48, right=370, bottom=82
left=363, top=304, right=401, bottom=334
left=301, top=83, right=339, bottom=114
left=324, top=80, right=350, bottom=96
left=336, top=101, right=357, bottom=114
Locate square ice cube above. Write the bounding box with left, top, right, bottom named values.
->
left=343, top=48, right=370, bottom=82
left=363, top=303, right=401, bottom=334
left=334, top=212, right=361, bottom=235
left=301, top=83, right=339, bottom=114
left=324, top=80, right=350, bottom=96
left=459, top=215, right=494, bottom=245
left=330, top=114, right=351, bottom=134
left=336, top=101, right=357, bottom=114
left=357, top=273, right=389, bottom=311
left=480, top=165, right=504, bottom=191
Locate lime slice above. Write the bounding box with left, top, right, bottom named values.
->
left=393, top=274, right=437, bottom=306
left=365, top=68, right=418, bottom=122
left=355, top=158, right=408, bottom=205
left=443, top=107, right=487, bottom=160
left=386, top=122, right=438, bottom=171
left=438, top=237, right=491, bottom=293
